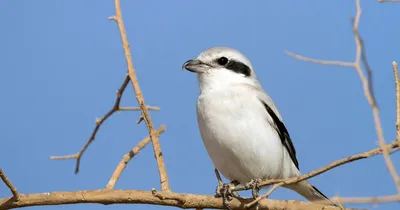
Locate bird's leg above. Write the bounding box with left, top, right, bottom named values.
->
left=244, top=178, right=261, bottom=199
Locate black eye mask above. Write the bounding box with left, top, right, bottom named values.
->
left=225, top=59, right=251, bottom=77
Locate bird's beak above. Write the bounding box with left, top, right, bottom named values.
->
left=182, top=59, right=210, bottom=73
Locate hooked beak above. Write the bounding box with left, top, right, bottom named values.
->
left=182, top=59, right=210, bottom=73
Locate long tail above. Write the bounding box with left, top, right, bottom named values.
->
left=286, top=180, right=337, bottom=206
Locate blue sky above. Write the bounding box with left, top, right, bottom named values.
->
left=1, top=1, right=399, bottom=210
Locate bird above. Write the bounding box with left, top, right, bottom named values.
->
left=182, top=46, right=336, bottom=206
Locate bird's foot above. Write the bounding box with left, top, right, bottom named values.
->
left=215, top=181, right=239, bottom=210
left=244, top=178, right=261, bottom=199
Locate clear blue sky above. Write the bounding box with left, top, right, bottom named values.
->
left=1, top=1, right=399, bottom=210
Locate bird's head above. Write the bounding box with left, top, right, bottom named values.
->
left=182, top=46, right=259, bottom=91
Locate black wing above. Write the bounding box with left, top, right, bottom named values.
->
left=260, top=100, right=299, bottom=169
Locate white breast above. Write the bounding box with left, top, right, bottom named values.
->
left=196, top=85, right=289, bottom=184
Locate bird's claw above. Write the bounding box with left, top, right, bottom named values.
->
left=215, top=181, right=239, bottom=210
left=244, top=179, right=261, bottom=199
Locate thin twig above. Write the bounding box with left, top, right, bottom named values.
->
left=50, top=75, right=159, bottom=173
left=214, top=168, right=223, bottom=187
left=119, top=106, right=160, bottom=111
left=243, top=142, right=400, bottom=208
left=234, top=141, right=399, bottom=192
left=106, top=125, right=166, bottom=189
left=245, top=183, right=283, bottom=208
left=332, top=194, right=400, bottom=204
left=334, top=197, right=346, bottom=210
left=378, top=0, right=400, bottom=2
left=284, top=51, right=354, bottom=67
left=110, top=0, right=170, bottom=192
left=50, top=75, right=129, bottom=172
left=0, top=169, right=19, bottom=201
left=393, top=61, right=400, bottom=142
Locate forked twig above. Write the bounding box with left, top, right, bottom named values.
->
left=50, top=75, right=159, bottom=173
left=0, top=169, right=19, bottom=201
left=106, top=125, right=166, bottom=189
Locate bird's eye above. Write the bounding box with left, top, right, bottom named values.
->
left=217, top=57, right=229, bottom=66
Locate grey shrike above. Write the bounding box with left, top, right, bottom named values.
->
left=182, top=46, right=336, bottom=206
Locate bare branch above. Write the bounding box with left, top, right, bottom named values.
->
left=49, top=75, right=129, bottom=171
left=0, top=169, right=19, bottom=201
left=110, top=0, right=170, bottom=192
left=119, top=106, right=160, bottom=111
left=106, top=125, right=166, bottom=189
left=0, top=189, right=348, bottom=210
left=242, top=142, right=399, bottom=208
left=234, top=141, right=399, bottom=192
left=332, top=194, right=400, bottom=204
left=353, top=0, right=400, bottom=194
left=393, top=61, right=400, bottom=142
left=378, top=0, right=400, bottom=2
left=284, top=51, right=354, bottom=67
left=50, top=74, right=159, bottom=173
left=284, top=0, right=400, bottom=196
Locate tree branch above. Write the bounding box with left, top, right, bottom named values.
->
left=378, top=0, right=400, bottom=2
left=332, top=194, right=400, bottom=204
left=109, top=0, right=170, bottom=192
left=106, top=125, right=166, bottom=189
left=119, top=106, right=160, bottom=111
left=284, top=51, right=354, bottom=67
left=393, top=61, right=400, bottom=142
left=0, top=189, right=348, bottom=210
left=284, top=0, right=400, bottom=197
left=0, top=169, right=19, bottom=201
left=49, top=75, right=159, bottom=174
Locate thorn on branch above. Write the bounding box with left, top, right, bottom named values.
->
left=136, top=115, right=144, bottom=124
left=214, top=168, right=223, bottom=187
left=151, top=188, right=185, bottom=204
